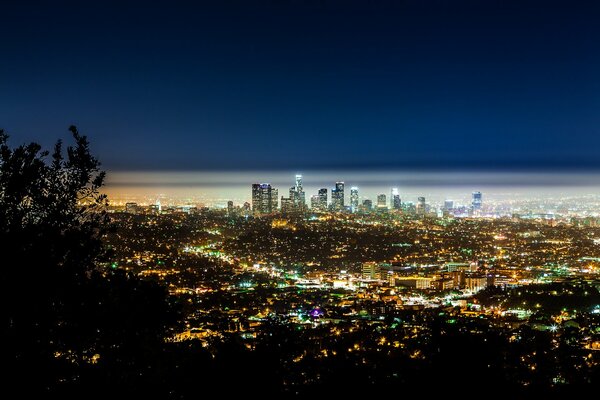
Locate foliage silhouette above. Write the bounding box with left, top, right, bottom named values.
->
left=1, top=127, right=178, bottom=395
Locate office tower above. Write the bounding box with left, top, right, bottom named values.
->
left=242, top=202, right=251, bottom=216
left=280, top=196, right=293, bottom=214
left=362, top=262, right=381, bottom=280
left=295, top=174, right=305, bottom=207
left=377, top=194, right=387, bottom=210
left=350, top=187, right=359, bottom=213
left=310, top=194, right=320, bottom=209
left=252, top=183, right=278, bottom=214
left=391, top=188, right=401, bottom=210
left=227, top=200, right=234, bottom=215
left=125, top=202, right=138, bottom=214
left=472, top=191, right=482, bottom=210
left=444, top=199, right=454, bottom=210
left=286, top=174, right=306, bottom=212
left=270, top=188, right=278, bottom=212
left=362, top=199, right=373, bottom=211
left=318, top=188, right=327, bottom=210
left=331, top=181, right=345, bottom=211
left=417, top=196, right=426, bottom=215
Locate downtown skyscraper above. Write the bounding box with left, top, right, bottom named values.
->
left=252, top=183, right=278, bottom=214
left=391, top=188, right=401, bottom=210
left=331, top=181, right=345, bottom=211
left=350, top=187, right=359, bottom=213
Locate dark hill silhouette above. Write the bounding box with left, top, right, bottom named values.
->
left=1, top=127, right=178, bottom=395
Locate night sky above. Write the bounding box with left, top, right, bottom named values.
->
left=1, top=0, right=599, bottom=171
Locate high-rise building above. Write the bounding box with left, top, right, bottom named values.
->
left=227, top=200, right=234, bottom=215
left=331, top=181, right=345, bottom=211
left=295, top=174, right=305, bottom=206
left=391, top=188, right=401, bottom=210
left=280, top=196, right=294, bottom=214
left=252, top=183, right=278, bottom=214
left=310, top=194, right=320, bottom=210
left=242, top=202, right=251, bottom=216
left=286, top=174, right=306, bottom=212
left=416, top=196, right=426, bottom=215
left=362, top=199, right=373, bottom=212
left=350, top=187, right=359, bottom=213
left=444, top=199, right=454, bottom=210
left=377, top=194, right=387, bottom=210
left=318, top=188, right=327, bottom=210
left=472, top=191, right=482, bottom=210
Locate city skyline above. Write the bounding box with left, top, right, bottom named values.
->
left=101, top=170, right=600, bottom=207
left=5, top=1, right=600, bottom=395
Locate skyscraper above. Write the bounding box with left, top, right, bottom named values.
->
left=362, top=199, right=373, bottom=211
left=472, top=191, right=482, bottom=210
left=310, top=194, right=320, bottom=210
left=295, top=174, right=306, bottom=208
left=252, top=183, right=278, bottom=214
left=318, top=188, right=327, bottom=210
left=417, top=196, right=426, bottom=215
left=391, top=188, right=401, bottom=210
left=350, top=187, right=359, bottom=213
left=331, top=181, right=345, bottom=211
left=377, top=194, right=387, bottom=210
left=286, top=174, right=306, bottom=212
left=227, top=200, right=234, bottom=215
left=444, top=199, right=454, bottom=210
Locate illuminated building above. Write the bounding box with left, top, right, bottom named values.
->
left=361, top=199, right=373, bottom=212
left=377, top=194, right=387, bottom=210
left=416, top=196, right=426, bottom=216
left=125, top=202, right=138, bottom=214
left=242, top=202, right=251, bottom=216
left=391, top=188, right=401, bottom=210
left=331, top=181, right=345, bottom=211
left=286, top=174, right=306, bottom=212
left=465, top=275, right=487, bottom=292
left=280, top=196, right=294, bottom=214
left=251, top=183, right=278, bottom=214
left=317, top=188, right=328, bottom=210
left=227, top=200, right=234, bottom=215
left=350, top=187, right=359, bottom=213
left=295, top=174, right=305, bottom=206
left=472, top=191, right=482, bottom=211
left=310, top=194, right=320, bottom=210
left=394, top=277, right=433, bottom=289
left=444, top=199, right=454, bottom=210
left=362, top=262, right=381, bottom=280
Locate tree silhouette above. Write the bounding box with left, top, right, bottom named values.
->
left=0, top=127, right=178, bottom=395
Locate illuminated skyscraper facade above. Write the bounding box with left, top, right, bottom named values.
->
left=317, top=188, right=328, bottom=210
left=391, top=188, right=401, bottom=210
left=377, top=194, right=387, bottom=210
left=444, top=199, right=454, bottom=210
left=331, top=181, right=345, bottom=211
left=417, top=196, right=426, bottom=215
left=252, top=183, right=278, bottom=214
left=472, top=191, right=482, bottom=210
left=350, top=187, right=359, bottom=213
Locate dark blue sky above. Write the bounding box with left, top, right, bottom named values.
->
left=1, top=0, right=599, bottom=171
